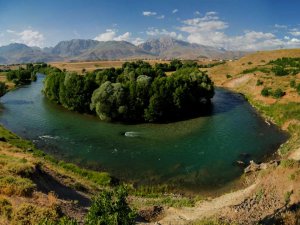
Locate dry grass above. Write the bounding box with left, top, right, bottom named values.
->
left=206, top=49, right=300, bottom=105
left=50, top=59, right=171, bottom=73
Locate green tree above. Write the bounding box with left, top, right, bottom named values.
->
left=272, top=88, right=285, bottom=99
left=85, top=186, right=136, bottom=225
left=261, top=87, right=271, bottom=97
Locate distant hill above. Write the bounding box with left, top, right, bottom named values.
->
left=0, top=43, right=61, bottom=64
left=0, top=38, right=249, bottom=64
left=70, top=40, right=154, bottom=60
left=138, top=37, right=247, bottom=60
left=51, top=39, right=99, bottom=57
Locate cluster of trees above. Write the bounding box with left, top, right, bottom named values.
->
left=269, top=57, right=300, bottom=76
left=261, top=87, right=285, bottom=99
left=6, top=63, right=48, bottom=85
left=43, top=60, right=214, bottom=122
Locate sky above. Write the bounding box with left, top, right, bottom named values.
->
left=0, top=0, right=300, bottom=51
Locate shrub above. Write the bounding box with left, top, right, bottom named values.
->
left=85, top=186, right=136, bottom=225
left=272, top=88, right=285, bottom=99
left=248, top=61, right=253, bottom=65
left=0, top=175, right=36, bottom=196
left=0, top=197, right=12, bottom=219
left=272, top=66, right=289, bottom=76
left=256, top=79, right=264, bottom=86
left=281, top=159, right=298, bottom=168
left=11, top=204, right=61, bottom=225
left=226, top=74, right=232, bottom=79
left=261, top=87, right=271, bottom=97
left=290, top=80, right=296, bottom=88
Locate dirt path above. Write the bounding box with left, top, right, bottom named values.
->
left=223, top=74, right=252, bottom=88
left=144, top=182, right=258, bottom=225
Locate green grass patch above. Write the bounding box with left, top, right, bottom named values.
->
left=57, top=161, right=111, bottom=186
left=280, top=159, right=298, bottom=168
left=251, top=102, right=300, bottom=126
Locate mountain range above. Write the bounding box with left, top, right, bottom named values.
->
left=0, top=37, right=248, bottom=64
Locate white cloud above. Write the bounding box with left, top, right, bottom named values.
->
left=194, top=11, right=201, bottom=15
left=146, top=28, right=184, bottom=40
left=157, top=15, right=165, bottom=19
left=206, top=11, right=217, bottom=16
left=94, top=29, right=144, bottom=45
left=289, top=29, right=300, bottom=36
left=132, top=37, right=144, bottom=45
left=274, top=24, right=287, bottom=29
left=178, top=12, right=300, bottom=51
left=7, top=29, right=44, bottom=47
left=94, top=29, right=117, bottom=41
left=172, top=9, right=178, bottom=14
left=94, top=29, right=132, bottom=42
left=6, top=29, right=15, bottom=33
left=114, top=32, right=131, bottom=41
left=284, top=36, right=290, bottom=40
left=143, top=11, right=157, bottom=16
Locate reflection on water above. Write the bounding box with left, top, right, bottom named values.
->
left=0, top=75, right=288, bottom=192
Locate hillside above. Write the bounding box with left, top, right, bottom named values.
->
left=0, top=43, right=61, bottom=64
left=0, top=38, right=248, bottom=64
left=138, top=37, right=247, bottom=60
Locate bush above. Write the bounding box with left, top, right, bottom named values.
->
left=272, top=66, right=289, bottom=76
left=261, top=87, right=271, bottom=97
left=256, top=79, right=264, bottom=86
left=85, top=186, right=136, bottom=225
left=226, top=74, right=232, bottom=79
left=290, top=80, right=296, bottom=88
left=272, top=88, right=285, bottom=99
left=0, top=197, right=12, bottom=219
left=11, top=203, right=61, bottom=225
left=0, top=175, right=36, bottom=196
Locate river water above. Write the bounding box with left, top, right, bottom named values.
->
left=0, top=74, right=288, bottom=192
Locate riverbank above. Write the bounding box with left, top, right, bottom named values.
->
left=155, top=49, right=300, bottom=224
left=0, top=49, right=299, bottom=224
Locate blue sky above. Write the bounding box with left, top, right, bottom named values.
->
left=0, top=0, right=300, bottom=50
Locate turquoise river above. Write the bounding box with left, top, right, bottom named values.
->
left=0, top=75, right=288, bottom=192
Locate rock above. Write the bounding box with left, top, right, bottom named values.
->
left=244, top=160, right=261, bottom=173
left=236, top=160, right=246, bottom=167
left=138, top=206, right=164, bottom=222
left=244, top=160, right=280, bottom=173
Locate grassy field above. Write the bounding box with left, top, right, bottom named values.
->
left=49, top=59, right=171, bottom=73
